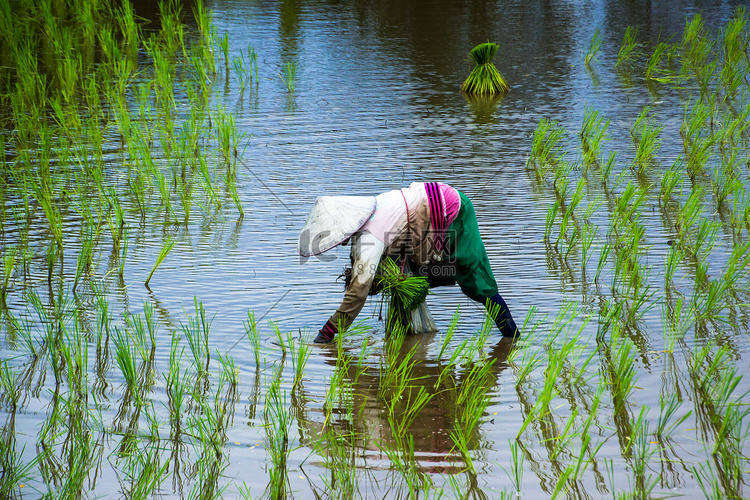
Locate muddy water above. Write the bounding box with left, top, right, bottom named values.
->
left=2, top=0, right=750, bottom=498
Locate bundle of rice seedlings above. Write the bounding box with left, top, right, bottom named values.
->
left=461, top=42, right=509, bottom=95
left=375, top=257, right=430, bottom=335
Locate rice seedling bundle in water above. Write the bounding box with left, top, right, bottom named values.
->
left=461, top=42, right=509, bottom=95
left=375, top=258, right=430, bottom=334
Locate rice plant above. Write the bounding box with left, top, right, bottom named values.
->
left=645, top=42, right=677, bottom=82
left=286, top=330, right=310, bottom=389
left=144, top=237, right=177, bottom=287
left=681, top=99, right=716, bottom=180
left=182, top=298, right=212, bottom=377
left=461, top=42, right=509, bottom=94
left=631, top=106, right=663, bottom=175
left=584, top=28, right=603, bottom=66
left=375, top=257, right=430, bottom=334
left=0, top=246, right=16, bottom=306
left=244, top=310, right=262, bottom=366
left=279, top=61, right=298, bottom=93
left=264, top=369, right=293, bottom=500
left=579, top=104, right=610, bottom=167
left=659, top=162, right=683, bottom=205
left=616, top=26, right=643, bottom=69
left=528, top=117, right=566, bottom=173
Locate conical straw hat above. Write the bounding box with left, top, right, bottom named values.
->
left=298, top=196, right=377, bottom=256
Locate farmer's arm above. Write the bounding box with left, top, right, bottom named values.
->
left=317, top=231, right=385, bottom=341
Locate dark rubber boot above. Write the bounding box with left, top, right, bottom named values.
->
left=487, top=293, right=519, bottom=338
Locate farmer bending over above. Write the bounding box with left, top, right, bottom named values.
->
left=298, top=182, right=518, bottom=344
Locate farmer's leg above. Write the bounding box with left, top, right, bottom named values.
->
left=447, top=192, right=518, bottom=338
left=486, top=293, right=518, bottom=338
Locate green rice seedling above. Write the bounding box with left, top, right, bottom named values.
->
left=579, top=104, right=610, bottom=167
left=436, top=308, right=460, bottom=361
left=232, top=50, right=249, bottom=92
left=113, top=326, right=143, bottom=408
left=215, top=105, right=234, bottom=167
left=616, top=26, right=643, bottom=69
left=602, top=328, right=637, bottom=414
left=0, top=428, right=42, bottom=499
left=286, top=330, right=310, bottom=389
left=507, top=308, right=544, bottom=382
left=119, top=227, right=130, bottom=279
left=388, top=372, right=433, bottom=440
left=664, top=244, right=684, bottom=289
left=656, top=392, right=691, bottom=441
left=197, top=154, right=221, bottom=210
left=461, top=42, right=509, bottom=94
left=691, top=461, right=727, bottom=500
left=248, top=42, right=259, bottom=85
left=692, top=277, right=730, bottom=322
left=528, top=117, right=565, bottom=173
left=229, top=120, right=248, bottom=165
left=501, top=439, right=524, bottom=493
left=0, top=245, right=16, bottom=305
left=166, top=330, right=187, bottom=450
left=691, top=219, right=719, bottom=281
left=627, top=407, right=659, bottom=497
left=99, top=185, right=125, bottom=251
left=279, top=61, right=298, bottom=93
left=721, top=7, right=748, bottom=60
left=182, top=298, right=212, bottom=376
left=674, top=186, right=704, bottom=250
left=601, top=151, right=617, bottom=188
left=217, top=350, right=239, bottom=388
left=631, top=110, right=664, bottom=176
left=219, top=31, right=229, bottom=67
left=584, top=28, right=603, bottom=66
left=120, top=442, right=170, bottom=499
left=30, top=173, right=64, bottom=262
left=378, top=429, right=430, bottom=496
left=158, top=0, right=184, bottom=56
left=186, top=395, right=231, bottom=499
left=544, top=200, right=560, bottom=242
left=645, top=42, right=676, bottom=82
left=681, top=14, right=712, bottom=71
left=73, top=222, right=98, bottom=293
left=517, top=347, right=568, bottom=436
left=192, top=0, right=216, bottom=72
left=264, top=370, right=293, bottom=500
left=580, top=220, right=598, bottom=276
left=718, top=56, right=745, bottom=98
left=378, top=328, right=418, bottom=400
left=144, top=237, right=176, bottom=288
left=60, top=310, right=91, bottom=402
left=5, top=310, right=36, bottom=358
left=226, top=175, right=245, bottom=218
left=659, top=161, right=683, bottom=205
left=0, top=361, right=20, bottom=412
left=718, top=106, right=750, bottom=149
left=269, top=321, right=287, bottom=357
left=681, top=100, right=716, bottom=180
left=722, top=241, right=750, bottom=291
left=375, top=257, right=430, bottom=334
left=712, top=153, right=742, bottom=208
left=549, top=408, right=580, bottom=461
left=244, top=310, right=262, bottom=366
left=689, top=343, right=750, bottom=467
left=177, top=173, right=194, bottom=224
left=113, top=0, right=140, bottom=53
left=552, top=159, right=575, bottom=209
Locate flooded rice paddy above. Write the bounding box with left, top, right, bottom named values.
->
left=1, top=0, right=750, bottom=498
